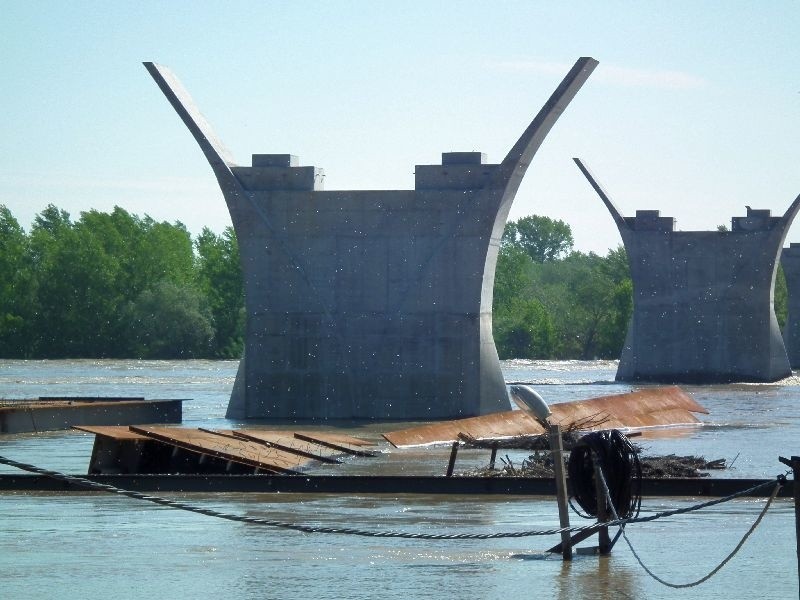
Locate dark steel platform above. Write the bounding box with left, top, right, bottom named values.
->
left=0, top=398, right=184, bottom=433
left=0, top=474, right=790, bottom=497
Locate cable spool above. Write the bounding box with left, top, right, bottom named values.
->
left=568, top=429, right=642, bottom=520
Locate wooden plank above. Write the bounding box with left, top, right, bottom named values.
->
left=384, top=386, right=708, bottom=447
left=72, top=425, right=148, bottom=441
left=129, top=426, right=308, bottom=474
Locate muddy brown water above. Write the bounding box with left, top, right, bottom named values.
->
left=0, top=359, right=797, bottom=599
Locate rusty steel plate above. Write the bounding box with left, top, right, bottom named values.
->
left=72, top=425, right=149, bottom=441
left=383, top=386, right=708, bottom=447
left=129, top=426, right=310, bottom=473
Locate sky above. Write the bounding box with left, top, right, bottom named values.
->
left=1, top=1, right=799, bottom=254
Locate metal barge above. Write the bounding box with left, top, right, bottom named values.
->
left=0, top=472, right=790, bottom=497
left=0, top=397, right=184, bottom=433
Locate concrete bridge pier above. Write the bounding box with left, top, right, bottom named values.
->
left=144, top=58, right=597, bottom=420
left=575, top=158, right=800, bottom=383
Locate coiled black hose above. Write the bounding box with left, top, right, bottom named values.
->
left=567, top=429, right=642, bottom=519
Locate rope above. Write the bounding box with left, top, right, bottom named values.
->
left=0, top=453, right=782, bottom=542
left=596, top=462, right=783, bottom=588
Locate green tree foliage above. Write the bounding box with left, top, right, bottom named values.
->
left=0, top=204, right=244, bottom=359
left=502, top=215, right=574, bottom=263
left=0, top=206, right=35, bottom=355
left=533, top=250, right=632, bottom=359
left=494, top=297, right=556, bottom=359
left=195, top=227, right=245, bottom=357
left=492, top=245, right=533, bottom=309
left=124, top=280, right=214, bottom=358
left=2, top=205, right=791, bottom=362
left=493, top=215, right=634, bottom=360
left=492, top=243, right=557, bottom=358
left=775, top=265, right=788, bottom=328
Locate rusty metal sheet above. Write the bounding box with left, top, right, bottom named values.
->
left=292, top=431, right=373, bottom=446
left=548, top=386, right=708, bottom=419
left=383, top=411, right=543, bottom=448
left=211, top=429, right=343, bottom=464
left=129, top=426, right=309, bottom=473
left=72, top=425, right=148, bottom=441
left=383, top=386, right=708, bottom=447
left=293, top=432, right=377, bottom=456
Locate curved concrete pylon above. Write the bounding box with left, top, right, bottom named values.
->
left=572, top=157, right=629, bottom=233
left=394, top=57, right=598, bottom=312
left=145, top=62, right=354, bottom=415
left=143, top=63, right=243, bottom=202
left=777, top=193, right=800, bottom=241
left=777, top=193, right=800, bottom=368
left=146, top=58, right=596, bottom=420
left=496, top=58, right=598, bottom=206
left=575, top=159, right=798, bottom=383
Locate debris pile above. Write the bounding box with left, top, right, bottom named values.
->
left=639, top=454, right=726, bottom=478
left=462, top=451, right=726, bottom=479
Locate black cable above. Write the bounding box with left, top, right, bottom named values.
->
left=0, top=453, right=779, bottom=540
left=567, top=429, right=641, bottom=519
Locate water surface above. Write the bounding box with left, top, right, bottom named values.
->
left=0, top=359, right=797, bottom=599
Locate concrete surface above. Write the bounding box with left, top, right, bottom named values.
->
left=145, top=58, right=597, bottom=419
left=781, top=243, right=800, bottom=367
left=575, top=158, right=800, bottom=383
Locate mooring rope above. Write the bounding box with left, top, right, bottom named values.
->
left=596, top=462, right=783, bottom=588
left=0, top=454, right=784, bottom=543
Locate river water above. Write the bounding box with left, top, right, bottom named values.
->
left=0, top=359, right=797, bottom=599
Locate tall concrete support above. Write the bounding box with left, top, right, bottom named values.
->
left=781, top=244, right=800, bottom=368
left=575, top=158, right=800, bottom=383
left=144, top=58, right=597, bottom=420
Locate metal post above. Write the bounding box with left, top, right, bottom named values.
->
left=446, top=442, right=459, bottom=477
left=489, top=444, right=498, bottom=470
left=592, top=456, right=611, bottom=554
left=795, top=457, right=800, bottom=600
left=549, top=423, right=572, bottom=560
left=791, top=456, right=799, bottom=600
left=779, top=454, right=800, bottom=599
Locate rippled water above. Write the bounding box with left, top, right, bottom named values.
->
left=0, top=359, right=798, bottom=599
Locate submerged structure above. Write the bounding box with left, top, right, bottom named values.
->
left=781, top=243, right=800, bottom=367
left=575, top=158, right=800, bottom=383
left=145, top=57, right=597, bottom=420
left=0, top=397, right=182, bottom=434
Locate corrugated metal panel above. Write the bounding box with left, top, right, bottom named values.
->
left=383, top=386, right=707, bottom=447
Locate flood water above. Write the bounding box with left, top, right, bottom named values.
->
left=0, top=359, right=797, bottom=599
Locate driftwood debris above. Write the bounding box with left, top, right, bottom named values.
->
left=457, top=413, right=609, bottom=451
left=463, top=452, right=726, bottom=479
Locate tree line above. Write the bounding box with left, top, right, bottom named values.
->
left=0, top=205, right=787, bottom=360
left=0, top=204, right=243, bottom=359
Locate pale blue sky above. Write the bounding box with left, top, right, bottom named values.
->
left=2, top=1, right=799, bottom=253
